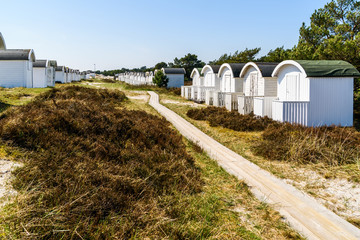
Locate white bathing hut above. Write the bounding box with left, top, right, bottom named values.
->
left=33, top=60, right=50, bottom=88
left=0, top=49, right=35, bottom=88
left=162, top=68, right=186, bottom=88
left=55, top=66, right=66, bottom=83
left=217, top=63, right=245, bottom=110
left=202, top=65, right=220, bottom=105
left=189, top=68, right=203, bottom=101
left=271, top=60, right=360, bottom=127
left=238, top=62, right=278, bottom=116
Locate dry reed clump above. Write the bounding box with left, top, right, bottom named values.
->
left=187, top=106, right=275, bottom=131
left=253, top=123, right=360, bottom=166
left=168, top=87, right=181, bottom=96
left=0, top=86, right=202, bottom=239
left=187, top=106, right=360, bottom=166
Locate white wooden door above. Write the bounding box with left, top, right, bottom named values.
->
left=286, top=74, right=299, bottom=101
left=225, top=74, right=231, bottom=92
left=250, top=73, right=258, bottom=96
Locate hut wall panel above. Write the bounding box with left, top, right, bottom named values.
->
left=55, top=71, right=65, bottom=83
left=309, top=77, right=353, bottom=127
left=33, top=68, right=47, bottom=88
left=0, top=61, right=27, bottom=88
left=277, top=65, right=309, bottom=101
left=264, top=78, right=277, bottom=96
left=166, top=74, right=184, bottom=88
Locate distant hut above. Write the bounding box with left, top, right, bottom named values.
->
left=161, top=68, right=186, bottom=88
left=55, top=66, right=66, bottom=83
left=189, top=68, right=203, bottom=101
left=271, top=60, right=360, bottom=127
left=202, top=65, right=220, bottom=105
left=33, top=60, right=52, bottom=88
left=217, top=63, right=245, bottom=110
left=48, top=60, right=57, bottom=87
left=239, top=62, right=278, bottom=116
left=0, top=49, right=35, bottom=88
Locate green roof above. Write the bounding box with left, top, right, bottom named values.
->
left=295, top=60, right=360, bottom=78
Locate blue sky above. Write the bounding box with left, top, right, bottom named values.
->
left=1, top=0, right=330, bottom=71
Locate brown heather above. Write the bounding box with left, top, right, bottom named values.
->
left=187, top=106, right=275, bottom=131
left=0, top=86, right=202, bottom=239
left=187, top=106, right=360, bottom=166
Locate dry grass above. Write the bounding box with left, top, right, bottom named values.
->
left=0, top=86, right=203, bottom=239
left=0, top=83, right=305, bottom=239
left=159, top=94, right=360, bottom=228
left=187, top=107, right=275, bottom=131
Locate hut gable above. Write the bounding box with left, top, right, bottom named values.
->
left=0, top=49, right=35, bottom=61
left=218, top=63, right=245, bottom=92
left=0, top=49, right=35, bottom=88
left=162, top=68, right=186, bottom=75
left=161, top=68, right=186, bottom=88
left=33, top=59, right=49, bottom=68
left=0, top=33, right=6, bottom=50
left=201, top=65, right=221, bottom=88
left=272, top=60, right=360, bottom=78
left=240, top=62, right=278, bottom=97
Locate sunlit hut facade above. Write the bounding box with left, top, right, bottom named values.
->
left=0, top=49, right=35, bottom=88
left=202, top=65, right=220, bottom=105
left=48, top=60, right=57, bottom=87
left=271, top=60, right=360, bottom=127
left=189, top=68, right=204, bottom=101
left=0, top=32, right=6, bottom=50
left=64, top=67, right=70, bottom=83
left=162, top=68, right=186, bottom=88
left=55, top=66, right=66, bottom=83
left=216, top=63, right=245, bottom=110
left=239, top=62, right=278, bottom=116
left=145, top=71, right=154, bottom=85
left=33, top=60, right=52, bottom=88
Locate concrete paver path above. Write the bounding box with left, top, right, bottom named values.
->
left=148, top=91, right=360, bottom=240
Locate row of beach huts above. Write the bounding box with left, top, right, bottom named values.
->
left=117, top=68, right=186, bottom=88
left=0, top=32, right=95, bottom=88
left=121, top=59, right=360, bottom=128
left=183, top=61, right=360, bottom=127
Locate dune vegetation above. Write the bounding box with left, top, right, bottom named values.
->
left=0, top=84, right=303, bottom=239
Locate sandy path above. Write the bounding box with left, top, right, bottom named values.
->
left=0, top=159, right=21, bottom=207
left=148, top=91, right=360, bottom=240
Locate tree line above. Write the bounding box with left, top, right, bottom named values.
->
left=102, top=0, right=360, bottom=89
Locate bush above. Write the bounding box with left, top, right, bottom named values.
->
left=187, top=106, right=275, bottom=131
left=101, top=78, right=116, bottom=83
left=153, top=70, right=169, bottom=88
left=168, top=87, right=181, bottom=96
left=187, top=106, right=360, bottom=166
left=0, top=86, right=202, bottom=239
left=253, top=123, right=360, bottom=166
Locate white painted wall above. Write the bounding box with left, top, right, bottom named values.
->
left=219, top=67, right=243, bottom=92
left=33, top=67, right=47, bottom=88
left=277, top=65, right=309, bottom=101
left=55, top=71, right=65, bottom=83
left=308, top=77, right=353, bottom=127
left=0, top=61, right=33, bottom=88
left=47, top=67, right=55, bottom=87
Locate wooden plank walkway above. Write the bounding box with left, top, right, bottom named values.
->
left=148, top=91, right=360, bottom=240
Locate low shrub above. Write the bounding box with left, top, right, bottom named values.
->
left=187, top=106, right=275, bottom=131
left=168, top=87, right=181, bottom=96
left=0, top=86, right=202, bottom=239
left=253, top=123, right=360, bottom=166
left=101, top=78, right=116, bottom=83
left=187, top=106, right=360, bottom=166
